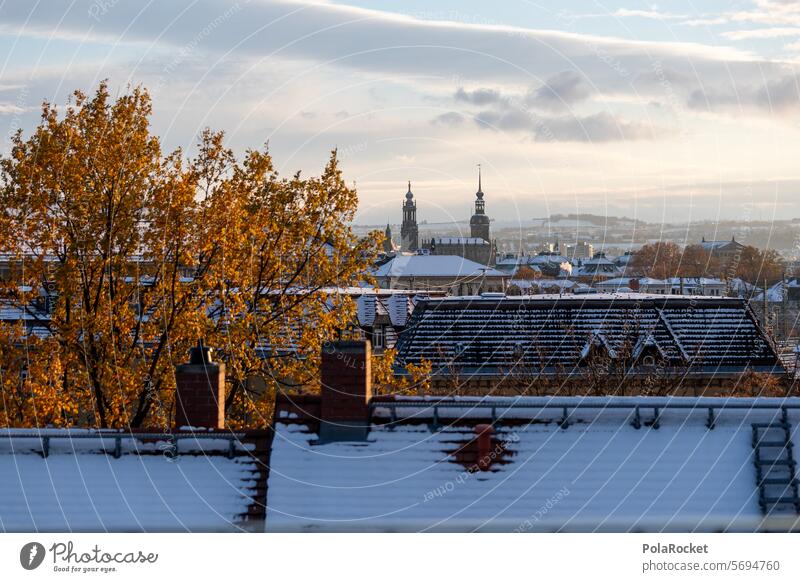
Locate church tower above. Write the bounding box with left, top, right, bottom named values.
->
left=382, top=223, right=397, bottom=253
left=470, top=165, right=490, bottom=242
left=400, top=181, right=419, bottom=251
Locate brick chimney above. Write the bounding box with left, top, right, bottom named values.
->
left=174, top=342, right=225, bottom=429
left=319, top=340, right=372, bottom=441
left=629, top=278, right=640, bottom=292
left=475, top=424, right=494, bottom=471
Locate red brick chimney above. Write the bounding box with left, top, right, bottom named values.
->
left=320, top=340, right=372, bottom=441
left=174, top=342, right=225, bottom=429
left=475, top=424, right=494, bottom=471
left=629, top=278, right=640, bottom=292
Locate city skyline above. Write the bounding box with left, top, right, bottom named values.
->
left=2, top=1, right=800, bottom=224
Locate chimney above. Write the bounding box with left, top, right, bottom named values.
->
left=174, top=342, right=225, bottom=429
left=320, top=340, right=372, bottom=441
left=629, top=278, right=640, bottom=292
left=475, top=424, right=494, bottom=471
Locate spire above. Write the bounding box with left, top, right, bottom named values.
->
left=405, top=180, right=413, bottom=201
left=478, top=164, right=482, bottom=194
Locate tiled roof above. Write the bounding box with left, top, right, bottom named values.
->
left=394, top=295, right=783, bottom=376
left=266, top=395, right=800, bottom=532
left=356, top=293, right=417, bottom=328
left=0, top=430, right=269, bottom=532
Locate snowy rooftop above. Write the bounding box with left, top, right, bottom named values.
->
left=373, top=255, right=505, bottom=278
left=394, top=295, right=782, bottom=375
left=0, top=430, right=267, bottom=532
left=266, top=395, right=800, bottom=532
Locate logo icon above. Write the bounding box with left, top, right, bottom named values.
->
left=20, top=542, right=46, bottom=570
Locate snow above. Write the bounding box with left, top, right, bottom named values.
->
left=266, top=401, right=797, bottom=531
left=373, top=255, right=505, bottom=278
left=0, top=434, right=259, bottom=532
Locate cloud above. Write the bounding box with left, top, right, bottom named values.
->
left=431, top=111, right=465, bottom=126
left=723, top=27, right=800, bottom=40
left=0, top=1, right=765, bottom=97
left=454, top=87, right=502, bottom=105
left=526, top=71, right=594, bottom=110
left=534, top=112, right=656, bottom=142
left=613, top=9, right=688, bottom=21
left=473, top=107, right=657, bottom=142
left=688, top=74, right=800, bottom=113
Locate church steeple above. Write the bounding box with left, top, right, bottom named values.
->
left=383, top=222, right=396, bottom=253
left=401, top=181, right=419, bottom=251
left=470, top=164, right=490, bottom=242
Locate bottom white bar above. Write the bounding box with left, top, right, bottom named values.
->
left=0, top=533, right=797, bottom=581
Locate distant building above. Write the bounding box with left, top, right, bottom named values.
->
left=594, top=277, right=670, bottom=294
left=614, top=251, right=636, bottom=275
left=426, top=237, right=494, bottom=266
left=530, top=251, right=572, bottom=277
left=372, top=255, right=508, bottom=295
left=567, top=241, right=594, bottom=260
left=382, top=223, right=398, bottom=254
left=400, top=182, right=419, bottom=252
left=469, top=166, right=491, bottom=243
left=421, top=167, right=496, bottom=265
left=667, top=277, right=726, bottom=296
left=571, top=252, right=622, bottom=281
left=700, top=236, right=745, bottom=264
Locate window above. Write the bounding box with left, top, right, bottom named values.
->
left=373, top=326, right=384, bottom=349
left=642, top=355, right=656, bottom=367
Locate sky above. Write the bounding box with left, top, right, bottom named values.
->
left=2, top=0, right=800, bottom=226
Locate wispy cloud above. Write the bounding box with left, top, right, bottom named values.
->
left=613, top=9, right=688, bottom=21
left=723, top=26, right=800, bottom=40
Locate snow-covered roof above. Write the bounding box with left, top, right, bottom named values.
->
left=373, top=255, right=505, bottom=278
left=394, top=295, right=783, bottom=375
left=266, top=396, right=800, bottom=532
left=754, top=280, right=795, bottom=303
left=700, top=239, right=743, bottom=251
left=0, top=430, right=265, bottom=531
left=530, top=253, right=570, bottom=265
left=356, top=293, right=418, bottom=328
left=595, top=277, right=668, bottom=287
left=666, top=277, right=725, bottom=286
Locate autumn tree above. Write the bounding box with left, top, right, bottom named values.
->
left=629, top=242, right=683, bottom=279
left=680, top=244, right=718, bottom=277
left=630, top=241, right=721, bottom=280
left=0, top=83, right=380, bottom=429
left=733, top=246, right=784, bottom=285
